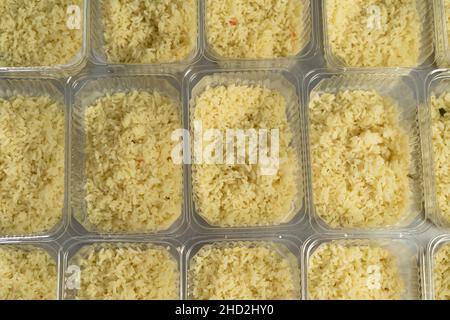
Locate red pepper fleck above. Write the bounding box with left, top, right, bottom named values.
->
left=229, top=18, right=237, bottom=26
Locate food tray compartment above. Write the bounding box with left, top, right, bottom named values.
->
left=434, top=0, right=450, bottom=67
left=426, top=234, right=450, bottom=300
left=304, top=70, right=427, bottom=233
left=0, top=0, right=88, bottom=75
left=89, top=0, right=201, bottom=71
left=70, top=71, right=187, bottom=236
left=322, top=0, right=434, bottom=68
left=202, top=0, right=317, bottom=67
left=184, top=235, right=302, bottom=300
left=61, top=238, right=182, bottom=300
left=0, top=241, right=61, bottom=300
left=302, top=234, right=423, bottom=300
left=423, top=71, right=450, bottom=229
left=186, top=68, right=306, bottom=232
left=0, top=76, right=69, bottom=239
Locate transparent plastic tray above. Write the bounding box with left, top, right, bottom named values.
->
left=184, top=236, right=302, bottom=300
left=322, top=0, right=435, bottom=69
left=302, top=235, right=424, bottom=300
left=61, top=238, right=183, bottom=300
left=0, top=0, right=447, bottom=301
left=0, top=0, right=89, bottom=76
left=202, top=0, right=317, bottom=68
left=423, top=70, right=450, bottom=229
left=425, top=234, right=450, bottom=300
left=303, top=70, right=428, bottom=234
left=69, top=71, right=187, bottom=236
left=0, top=241, right=61, bottom=300
left=186, top=68, right=306, bottom=232
left=0, top=76, right=69, bottom=239
left=90, top=0, right=202, bottom=72
left=434, top=0, right=450, bottom=67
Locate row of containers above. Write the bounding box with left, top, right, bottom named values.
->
left=1, top=233, right=449, bottom=299
left=3, top=0, right=450, bottom=74
left=0, top=66, right=448, bottom=239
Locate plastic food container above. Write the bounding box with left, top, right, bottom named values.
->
left=70, top=71, right=186, bottom=236
left=0, top=0, right=88, bottom=75
left=434, top=0, right=450, bottom=67
left=90, top=0, right=201, bottom=72
left=0, top=76, right=69, bottom=239
left=304, top=70, right=428, bottom=233
left=202, top=0, right=316, bottom=67
left=186, top=68, right=306, bottom=232
left=0, top=241, right=60, bottom=300
left=322, top=0, right=434, bottom=68
left=426, top=235, right=450, bottom=300
left=0, top=1, right=446, bottom=301
left=62, top=238, right=182, bottom=300
left=423, top=70, right=450, bottom=230
left=302, top=235, right=423, bottom=300
left=185, top=236, right=302, bottom=300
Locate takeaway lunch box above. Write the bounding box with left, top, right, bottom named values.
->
left=0, top=0, right=449, bottom=300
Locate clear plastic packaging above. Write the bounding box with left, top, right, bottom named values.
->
left=302, top=234, right=424, bottom=300
left=0, top=1, right=444, bottom=301
left=184, top=235, right=302, bottom=300
left=425, top=234, right=450, bottom=300
left=0, top=76, right=69, bottom=239
left=202, top=0, right=317, bottom=68
left=89, top=0, right=201, bottom=72
left=61, top=238, right=182, bottom=300
left=423, top=70, right=450, bottom=229
left=434, top=0, right=450, bottom=67
left=0, top=241, right=61, bottom=300
left=322, top=0, right=434, bottom=68
left=69, top=70, right=187, bottom=236
left=0, top=0, right=88, bottom=76
left=186, top=68, right=306, bottom=232
left=303, top=70, right=428, bottom=234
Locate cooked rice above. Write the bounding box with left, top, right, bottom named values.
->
left=446, top=0, right=450, bottom=46
left=308, top=241, right=405, bottom=300
left=73, top=244, right=179, bottom=300
left=101, top=0, right=197, bottom=64
left=0, top=0, right=83, bottom=67
left=0, top=246, right=57, bottom=300
left=433, top=243, right=450, bottom=300
left=189, top=242, right=300, bottom=300
left=206, top=0, right=304, bottom=59
left=309, top=90, right=412, bottom=229
left=84, top=91, right=182, bottom=233
left=430, top=94, right=450, bottom=224
left=0, top=96, right=64, bottom=235
left=325, top=0, right=421, bottom=67
left=192, top=85, right=299, bottom=227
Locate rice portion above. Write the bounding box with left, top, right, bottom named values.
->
left=192, top=85, right=299, bottom=227
left=430, top=94, right=450, bottom=224
left=0, top=246, right=57, bottom=300
left=446, top=0, right=450, bottom=47
left=206, top=0, right=304, bottom=59
left=189, top=242, right=300, bottom=300
left=73, top=244, right=179, bottom=300
left=309, top=90, right=412, bottom=229
left=433, top=243, right=450, bottom=300
left=101, top=0, right=197, bottom=64
left=308, top=241, right=405, bottom=300
left=84, top=91, right=182, bottom=233
left=326, top=0, right=421, bottom=67
left=0, top=0, right=83, bottom=67
left=0, top=96, right=64, bottom=235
